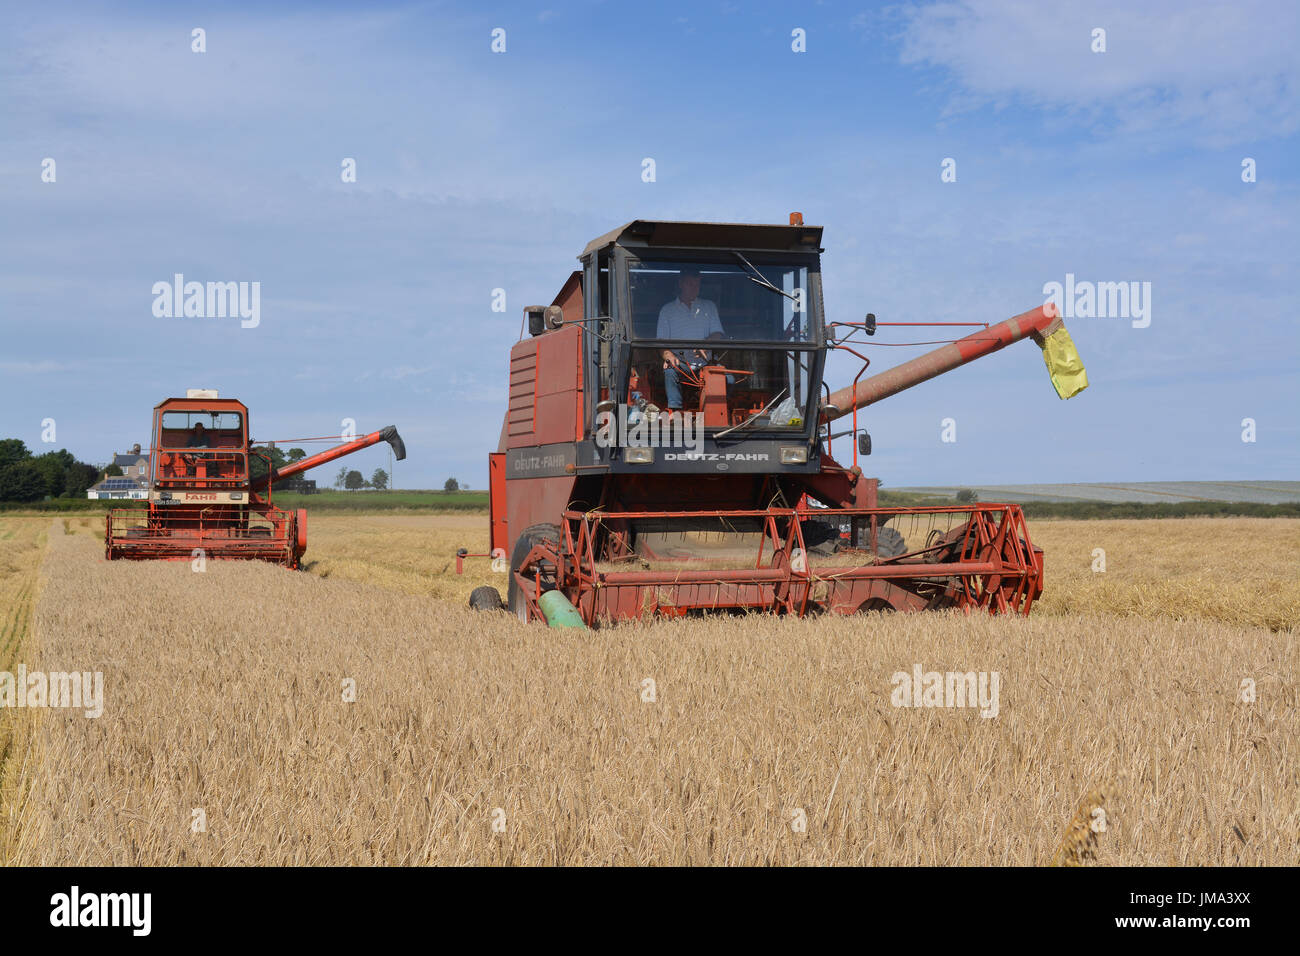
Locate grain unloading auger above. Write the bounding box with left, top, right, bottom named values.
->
left=105, top=390, right=406, bottom=568
left=469, top=216, right=1087, bottom=624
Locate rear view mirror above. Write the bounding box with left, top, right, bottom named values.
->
left=858, top=431, right=872, bottom=456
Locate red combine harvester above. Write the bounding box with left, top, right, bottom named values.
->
left=105, top=390, right=406, bottom=568
left=470, top=217, right=1088, bottom=624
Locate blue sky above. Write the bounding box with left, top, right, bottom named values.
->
left=1, top=0, right=1296, bottom=488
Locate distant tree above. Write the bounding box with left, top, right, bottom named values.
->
left=64, top=462, right=98, bottom=497
left=444, top=477, right=459, bottom=494
left=32, top=450, right=74, bottom=498
left=371, top=468, right=388, bottom=491
left=0, top=461, right=45, bottom=501
left=248, top=444, right=287, bottom=481
left=955, top=488, right=978, bottom=503
left=288, top=448, right=307, bottom=462
left=0, top=439, right=29, bottom=469
left=334, top=466, right=348, bottom=490
left=345, top=469, right=365, bottom=491
left=103, top=463, right=123, bottom=477
left=0, top=440, right=117, bottom=502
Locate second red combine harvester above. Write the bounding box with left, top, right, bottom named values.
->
left=470, top=216, right=1088, bottom=625
left=105, top=390, right=405, bottom=568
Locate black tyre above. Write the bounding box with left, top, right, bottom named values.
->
left=801, top=518, right=842, bottom=556
left=469, top=585, right=504, bottom=611
left=859, top=597, right=896, bottom=613
left=859, top=523, right=906, bottom=558
left=506, top=523, right=561, bottom=621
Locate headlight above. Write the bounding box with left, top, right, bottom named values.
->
left=625, top=447, right=655, bottom=464
left=780, top=447, right=808, bottom=464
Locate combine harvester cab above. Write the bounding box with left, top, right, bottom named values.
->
left=475, top=216, right=1087, bottom=625
left=105, top=390, right=406, bottom=568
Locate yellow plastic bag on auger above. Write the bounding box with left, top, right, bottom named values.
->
left=1039, top=326, right=1089, bottom=399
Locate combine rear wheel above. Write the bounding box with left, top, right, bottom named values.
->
left=506, top=523, right=561, bottom=622
left=857, top=524, right=906, bottom=558
left=874, top=525, right=906, bottom=558
left=804, top=518, right=906, bottom=558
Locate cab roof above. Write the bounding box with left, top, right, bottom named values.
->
left=154, top=397, right=248, bottom=413
left=581, top=219, right=824, bottom=258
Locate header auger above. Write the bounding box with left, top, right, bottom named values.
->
left=105, top=391, right=406, bottom=568
left=468, top=215, right=1088, bottom=625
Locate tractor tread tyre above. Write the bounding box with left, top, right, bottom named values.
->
left=802, top=518, right=843, bottom=556
left=868, top=525, right=907, bottom=559
left=469, top=585, right=504, bottom=611
left=507, top=523, right=562, bottom=621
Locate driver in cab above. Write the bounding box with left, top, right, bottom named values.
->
left=657, top=266, right=726, bottom=411
left=186, top=423, right=211, bottom=448
left=184, top=422, right=211, bottom=477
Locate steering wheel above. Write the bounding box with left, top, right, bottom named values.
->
left=706, top=348, right=729, bottom=365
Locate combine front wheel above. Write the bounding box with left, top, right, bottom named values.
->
left=506, top=523, right=561, bottom=622
left=469, top=586, right=504, bottom=611
left=292, top=508, right=308, bottom=568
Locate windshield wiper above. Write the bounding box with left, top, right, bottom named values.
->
left=714, top=388, right=788, bottom=439
left=732, top=251, right=799, bottom=303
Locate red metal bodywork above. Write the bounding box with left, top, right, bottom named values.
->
left=488, top=452, right=507, bottom=555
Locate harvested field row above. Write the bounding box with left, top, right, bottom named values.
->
left=0, top=516, right=49, bottom=855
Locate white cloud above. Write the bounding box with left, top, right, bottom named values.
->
left=896, top=0, right=1299, bottom=144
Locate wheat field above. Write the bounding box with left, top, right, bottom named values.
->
left=0, top=512, right=1295, bottom=865
left=0, top=516, right=49, bottom=846
left=301, top=513, right=1300, bottom=630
